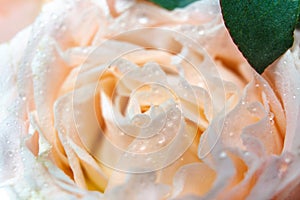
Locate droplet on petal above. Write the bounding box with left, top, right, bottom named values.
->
left=158, top=136, right=165, bottom=144
left=139, top=145, right=146, bottom=151
left=284, top=157, right=292, bottom=164
left=166, top=121, right=173, bottom=127
left=138, top=15, right=149, bottom=24
left=244, top=151, right=250, bottom=157
left=269, top=112, right=275, bottom=125
left=131, top=114, right=151, bottom=128
left=219, top=151, right=227, bottom=159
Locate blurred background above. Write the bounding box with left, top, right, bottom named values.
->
left=0, top=0, right=43, bottom=42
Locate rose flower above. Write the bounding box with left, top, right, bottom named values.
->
left=1, top=0, right=300, bottom=199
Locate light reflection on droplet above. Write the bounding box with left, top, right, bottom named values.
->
left=269, top=112, right=274, bottom=125
left=131, top=114, right=151, bottom=128
left=138, top=16, right=149, bottom=24
left=158, top=136, right=165, bottom=144
left=219, top=151, right=227, bottom=159
left=284, top=157, right=292, bottom=164
left=139, top=145, right=146, bottom=151
left=166, top=121, right=173, bottom=127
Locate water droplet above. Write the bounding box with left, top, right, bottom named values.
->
left=139, top=145, right=146, bottom=151
left=12, top=165, right=17, bottom=172
left=167, top=121, right=173, bottom=127
left=247, top=104, right=258, bottom=115
left=153, top=88, right=160, bottom=94
left=158, top=136, right=165, bottom=144
left=244, top=151, right=250, bottom=156
left=171, top=115, right=179, bottom=120
left=241, top=101, right=246, bottom=105
left=269, top=112, right=274, bottom=125
left=80, top=48, right=87, bottom=54
left=219, top=151, right=227, bottom=159
left=40, top=22, right=45, bottom=28
left=120, top=22, right=126, bottom=27
left=7, top=151, right=13, bottom=157
left=138, top=16, right=149, bottom=24
left=60, top=127, right=66, bottom=134
left=283, top=60, right=287, bottom=65
left=66, top=4, right=72, bottom=11
left=131, top=114, right=151, bottom=128
left=54, top=24, right=61, bottom=30
left=284, top=157, right=292, bottom=164
left=292, top=95, right=296, bottom=99
left=229, top=132, right=234, bottom=137
left=51, top=13, right=58, bottom=20
left=255, top=84, right=260, bottom=88
left=61, top=25, right=66, bottom=32
left=198, top=30, right=205, bottom=35
left=21, top=96, right=27, bottom=101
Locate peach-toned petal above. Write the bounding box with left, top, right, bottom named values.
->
left=3, top=0, right=300, bottom=199
left=4, top=146, right=103, bottom=199
left=105, top=172, right=170, bottom=200
left=264, top=50, right=300, bottom=153
left=172, top=163, right=216, bottom=197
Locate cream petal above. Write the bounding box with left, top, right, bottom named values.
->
left=105, top=172, right=170, bottom=200
left=31, top=37, right=70, bottom=143
left=172, top=163, right=216, bottom=197
left=4, top=0, right=300, bottom=199
left=0, top=115, right=24, bottom=186
left=100, top=88, right=198, bottom=173
left=37, top=0, right=101, bottom=49
left=199, top=73, right=285, bottom=160
left=54, top=85, right=108, bottom=191
left=264, top=50, right=300, bottom=153
left=246, top=154, right=300, bottom=200
left=220, top=150, right=262, bottom=200
left=4, top=146, right=103, bottom=199
left=203, top=150, right=237, bottom=199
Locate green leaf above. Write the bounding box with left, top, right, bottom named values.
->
left=221, top=0, right=300, bottom=73
left=149, top=0, right=199, bottom=10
